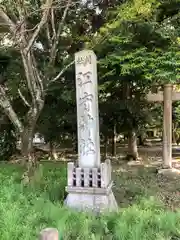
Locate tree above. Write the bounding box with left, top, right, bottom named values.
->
left=95, top=0, right=180, bottom=159
left=0, top=0, right=106, bottom=172
left=37, top=77, right=77, bottom=159
left=0, top=0, right=72, bottom=169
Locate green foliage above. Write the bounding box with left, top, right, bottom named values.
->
left=0, top=0, right=111, bottom=151
left=37, top=80, right=76, bottom=144
left=1, top=0, right=180, bottom=147
left=95, top=0, right=180, bottom=136
left=0, top=122, right=17, bottom=161
left=173, top=102, right=180, bottom=124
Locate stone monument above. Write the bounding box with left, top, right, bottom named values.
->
left=65, top=50, right=118, bottom=212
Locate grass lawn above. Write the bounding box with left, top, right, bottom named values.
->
left=0, top=161, right=180, bottom=240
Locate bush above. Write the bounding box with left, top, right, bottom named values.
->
left=0, top=123, right=17, bottom=161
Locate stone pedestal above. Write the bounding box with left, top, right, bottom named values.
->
left=65, top=159, right=118, bottom=213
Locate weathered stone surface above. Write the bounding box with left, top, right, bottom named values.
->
left=127, top=160, right=142, bottom=166
left=158, top=168, right=180, bottom=175
left=75, top=50, right=100, bottom=168
left=39, top=228, right=58, bottom=240
left=65, top=50, right=117, bottom=212
left=65, top=159, right=118, bottom=212
left=65, top=189, right=118, bottom=213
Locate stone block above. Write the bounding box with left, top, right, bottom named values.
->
left=39, top=228, right=58, bottom=240
left=65, top=160, right=118, bottom=213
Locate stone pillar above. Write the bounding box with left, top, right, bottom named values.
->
left=163, top=84, right=172, bottom=168
left=65, top=50, right=117, bottom=213
left=75, top=50, right=100, bottom=168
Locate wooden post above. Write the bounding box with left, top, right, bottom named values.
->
left=39, top=228, right=59, bottom=240
left=147, top=84, right=180, bottom=168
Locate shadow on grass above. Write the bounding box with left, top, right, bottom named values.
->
left=113, top=163, right=180, bottom=210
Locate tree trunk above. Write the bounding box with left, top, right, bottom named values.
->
left=20, top=105, right=44, bottom=174
left=49, top=141, right=58, bottom=160
left=138, top=133, right=146, bottom=146
left=138, top=135, right=143, bottom=146
left=104, top=135, right=108, bottom=159
left=21, top=125, right=35, bottom=167
left=172, top=131, right=176, bottom=144
left=172, top=123, right=177, bottom=144
left=19, top=50, right=45, bottom=173
left=111, top=123, right=117, bottom=156
left=127, top=130, right=138, bottom=160
left=0, top=12, right=46, bottom=177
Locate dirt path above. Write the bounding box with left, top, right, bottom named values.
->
left=112, top=159, right=180, bottom=210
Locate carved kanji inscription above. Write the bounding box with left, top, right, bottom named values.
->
left=76, top=71, right=92, bottom=87
left=75, top=50, right=100, bottom=167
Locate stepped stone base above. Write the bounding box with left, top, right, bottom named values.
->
left=65, top=159, right=118, bottom=213
left=65, top=183, right=118, bottom=213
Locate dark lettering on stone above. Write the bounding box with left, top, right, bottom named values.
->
left=80, top=138, right=95, bottom=156
left=76, top=55, right=91, bottom=66
left=76, top=71, right=92, bottom=87
left=79, top=114, right=94, bottom=132
left=79, top=92, right=93, bottom=107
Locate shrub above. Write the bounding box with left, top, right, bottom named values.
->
left=0, top=123, right=17, bottom=161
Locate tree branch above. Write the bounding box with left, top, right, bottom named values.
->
left=49, top=0, right=71, bottom=64
left=0, top=85, right=24, bottom=133
left=48, top=60, right=74, bottom=85
left=46, top=23, right=52, bottom=47
left=24, top=0, right=53, bottom=54
left=18, top=88, right=30, bottom=107
left=51, top=7, right=56, bottom=40
left=0, top=8, right=16, bottom=34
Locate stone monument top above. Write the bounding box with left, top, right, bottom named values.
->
left=75, top=49, right=100, bottom=168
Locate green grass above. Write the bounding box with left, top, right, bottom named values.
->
left=0, top=162, right=180, bottom=239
